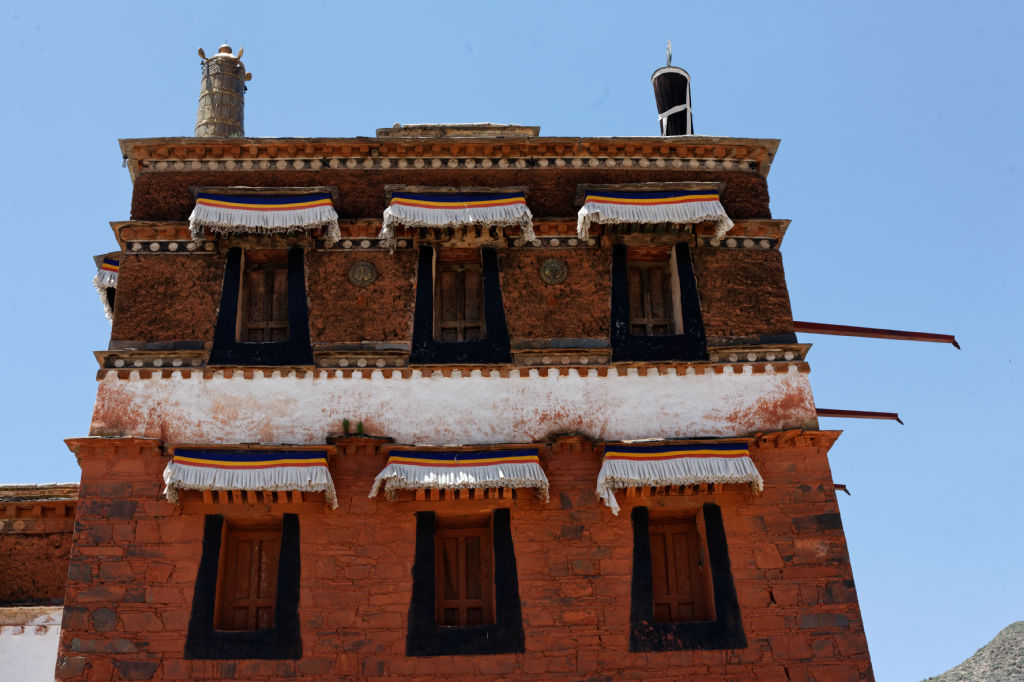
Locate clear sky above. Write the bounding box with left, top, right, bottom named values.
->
left=2, top=1, right=1021, bottom=679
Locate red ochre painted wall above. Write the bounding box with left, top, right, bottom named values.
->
left=57, top=435, right=872, bottom=681
left=0, top=500, right=76, bottom=605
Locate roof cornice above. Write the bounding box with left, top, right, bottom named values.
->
left=118, top=135, right=780, bottom=183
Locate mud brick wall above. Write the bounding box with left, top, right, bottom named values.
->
left=694, top=248, right=794, bottom=344
left=58, top=434, right=871, bottom=681
left=108, top=245, right=794, bottom=349
left=500, top=248, right=610, bottom=340
left=306, top=250, right=418, bottom=344
left=129, top=170, right=771, bottom=223
left=111, top=253, right=225, bottom=344
left=0, top=503, right=76, bottom=605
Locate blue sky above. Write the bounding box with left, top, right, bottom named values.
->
left=2, top=1, right=1021, bottom=679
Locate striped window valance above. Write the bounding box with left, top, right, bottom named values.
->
left=370, top=446, right=549, bottom=502
left=596, top=442, right=762, bottom=515
left=163, top=448, right=337, bottom=508
left=577, top=188, right=733, bottom=240
left=92, top=254, right=119, bottom=320
left=379, top=191, right=535, bottom=246
left=189, top=191, right=340, bottom=246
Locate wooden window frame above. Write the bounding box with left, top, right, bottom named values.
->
left=610, top=242, right=707, bottom=362
left=213, top=519, right=282, bottom=632
left=433, top=250, right=486, bottom=343
left=210, top=246, right=313, bottom=366
left=410, top=246, right=512, bottom=365
left=407, top=510, right=524, bottom=656
left=237, top=250, right=290, bottom=343
left=185, top=514, right=302, bottom=660
left=626, top=247, right=683, bottom=337
left=647, top=510, right=716, bottom=623
left=434, top=515, right=495, bottom=627
left=629, top=504, right=746, bottom=651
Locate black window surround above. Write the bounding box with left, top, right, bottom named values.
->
left=407, top=509, right=525, bottom=656
left=611, top=242, right=707, bottom=362
left=410, top=246, right=512, bottom=364
left=210, top=247, right=313, bottom=366
left=630, top=504, right=746, bottom=651
left=185, top=514, right=302, bottom=660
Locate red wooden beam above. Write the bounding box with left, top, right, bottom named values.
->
left=816, top=408, right=904, bottom=425
left=793, top=321, right=959, bottom=349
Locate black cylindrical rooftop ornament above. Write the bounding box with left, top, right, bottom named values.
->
left=652, top=43, right=693, bottom=136
left=195, top=44, right=252, bottom=138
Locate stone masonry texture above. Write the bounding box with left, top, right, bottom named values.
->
left=107, top=243, right=790, bottom=350
left=129, top=169, right=771, bottom=223
left=0, top=513, right=75, bottom=605
left=111, top=253, right=225, bottom=344
left=694, top=248, right=795, bottom=342
left=57, top=436, right=873, bottom=681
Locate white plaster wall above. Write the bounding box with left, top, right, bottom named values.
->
left=91, top=366, right=817, bottom=445
left=0, top=607, right=62, bottom=682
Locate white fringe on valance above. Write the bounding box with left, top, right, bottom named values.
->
left=379, top=203, right=535, bottom=247
left=596, top=455, right=763, bottom=515
left=189, top=203, right=341, bottom=246
left=163, top=461, right=338, bottom=508
left=369, top=461, right=550, bottom=502
left=92, top=268, right=118, bottom=321
left=577, top=198, right=734, bottom=240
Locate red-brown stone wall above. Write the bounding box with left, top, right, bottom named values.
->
left=306, top=250, right=418, bottom=344
left=108, top=244, right=795, bottom=349
left=694, top=247, right=794, bottom=342
left=111, top=254, right=225, bottom=344
left=130, top=169, right=770, bottom=223
left=0, top=503, right=76, bottom=605
left=500, top=248, right=610, bottom=340
left=58, top=435, right=872, bottom=681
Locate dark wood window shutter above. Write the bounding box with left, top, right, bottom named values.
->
left=648, top=519, right=715, bottom=623
left=215, top=523, right=281, bottom=631
left=239, top=251, right=290, bottom=343
left=435, top=250, right=485, bottom=342
left=435, top=521, right=494, bottom=626
left=627, top=248, right=675, bottom=336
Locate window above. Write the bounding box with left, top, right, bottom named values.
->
left=435, top=517, right=494, bottom=626
left=238, top=251, right=289, bottom=343
left=626, top=247, right=680, bottom=336
left=611, top=242, right=707, bottom=362
left=215, top=521, right=282, bottom=631
left=630, top=504, right=746, bottom=651
left=407, top=509, right=524, bottom=656
left=210, top=247, right=312, bottom=366
left=185, top=514, right=301, bottom=660
left=434, top=250, right=485, bottom=342
left=648, top=516, right=715, bottom=623
left=410, top=246, right=511, bottom=364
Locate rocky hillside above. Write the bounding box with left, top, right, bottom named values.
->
left=924, top=621, right=1024, bottom=681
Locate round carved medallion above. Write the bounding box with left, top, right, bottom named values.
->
left=348, top=261, right=378, bottom=287
left=540, top=258, right=568, bottom=285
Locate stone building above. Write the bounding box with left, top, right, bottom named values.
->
left=0, top=484, right=78, bottom=680
left=51, top=48, right=874, bottom=680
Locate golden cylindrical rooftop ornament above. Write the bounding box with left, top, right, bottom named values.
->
left=194, top=44, right=251, bottom=138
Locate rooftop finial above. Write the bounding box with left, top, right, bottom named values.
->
left=651, top=53, right=693, bottom=136
left=194, top=44, right=251, bottom=137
